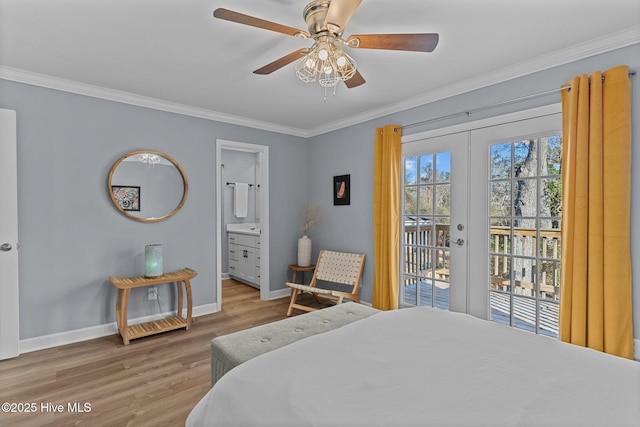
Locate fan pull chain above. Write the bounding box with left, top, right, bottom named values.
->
left=323, top=85, right=339, bottom=103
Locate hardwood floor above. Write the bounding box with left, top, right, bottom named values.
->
left=0, top=280, right=323, bottom=427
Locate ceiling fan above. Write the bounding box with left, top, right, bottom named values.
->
left=213, top=0, right=439, bottom=90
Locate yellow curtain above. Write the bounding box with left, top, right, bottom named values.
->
left=560, top=65, right=634, bottom=359
left=372, top=124, right=402, bottom=310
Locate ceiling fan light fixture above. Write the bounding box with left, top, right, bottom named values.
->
left=295, top=40, right=356, bottom=88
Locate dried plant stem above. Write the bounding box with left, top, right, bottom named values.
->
left=303, top=202, right=322, bottom=235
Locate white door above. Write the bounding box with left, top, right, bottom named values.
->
left=469, top=113, right=562, bottom=336
left=0, top=109, right=20, bottom=359
left=401, top=132, right=469, bottom=313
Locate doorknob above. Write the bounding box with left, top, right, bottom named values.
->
left=450, top=238, right=464, bottom=247
left=1, top=243, right=12, bottom=252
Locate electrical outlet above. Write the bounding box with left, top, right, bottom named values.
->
left=148, top=287, right=158, bottom=301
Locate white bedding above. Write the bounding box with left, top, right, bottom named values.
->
left=187, top=306, right=640, bottom=427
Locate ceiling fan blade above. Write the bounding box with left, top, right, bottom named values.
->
left=214, top=8, right=310, bottom=38
left=253, top=48, right=309, bottom=75
left=323, top=0, right=362, bottom=35
left=344, top=70, right=366, bottom=88
left=347, top=33, right=439, bottom=52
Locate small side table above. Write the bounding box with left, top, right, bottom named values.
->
left=109, top=267, right=197, bottom=345
left=288, top=264, right=315, bottom=284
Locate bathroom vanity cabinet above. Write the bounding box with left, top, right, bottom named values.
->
left=228, top=232, right=260, bottom=287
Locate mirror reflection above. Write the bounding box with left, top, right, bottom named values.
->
left=108, top=150, right=188, bottom=222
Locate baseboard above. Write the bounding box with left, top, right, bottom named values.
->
left=268, top=288, right=291, bottom=300
left=635, top=339, right=640, bottom=361
left=19, top=302, right=219, bottom=354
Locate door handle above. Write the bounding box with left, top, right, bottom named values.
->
left=450, top=238, right=464, bottom=247
left=1, top=243, right=12, bottom=252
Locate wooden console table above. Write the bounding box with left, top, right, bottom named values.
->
left=109, top=267, right=197, bottom=345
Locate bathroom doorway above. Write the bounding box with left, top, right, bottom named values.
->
left=215, top=139, right=270, bottom=307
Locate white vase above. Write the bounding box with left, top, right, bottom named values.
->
left=297, top=235, right=312, bottom=267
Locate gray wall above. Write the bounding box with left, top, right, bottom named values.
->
left=307, top=44, right=640, bottom=341
left=1, top=43, right=638, bottom=344
left=0, top=80, right=307, bottom=339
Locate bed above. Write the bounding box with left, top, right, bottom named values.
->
left=187, top=305, right=640, bottom=427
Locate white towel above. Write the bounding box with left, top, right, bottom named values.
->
left=234, top=183, right=249, bottom=218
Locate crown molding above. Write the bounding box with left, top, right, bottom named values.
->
left=305, top=25, right=640, bottom=137
left=0, top=66, right=309, bottom=138
left=1, top=25, right=638, bottom=139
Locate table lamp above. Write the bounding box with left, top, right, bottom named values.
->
left=145, top=244, right=163, bottom=277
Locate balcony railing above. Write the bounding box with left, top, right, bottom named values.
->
left=489, top=226, right=561, bottom=301
left=402, top=225, right=561, bottom=337
left=403, top=226, right=560, bottom=292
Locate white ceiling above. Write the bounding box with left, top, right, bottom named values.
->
left=1, top=0, right=639, bottom=137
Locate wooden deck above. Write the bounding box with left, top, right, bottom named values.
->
left=403, top=281, right=450, bottom=310
left=403, top=281, right=559, bottom=338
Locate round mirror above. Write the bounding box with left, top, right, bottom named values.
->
left=108, top=149, right=188, bottom=223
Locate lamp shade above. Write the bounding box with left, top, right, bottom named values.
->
left=145, top=244, right=163, bottom=277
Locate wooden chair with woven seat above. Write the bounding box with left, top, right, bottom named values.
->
left=286, top=250, right=365, bottom=316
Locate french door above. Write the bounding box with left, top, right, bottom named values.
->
left=469, top=113, right=562, bottom=337
left=401, top=132, right=468, bottom=314
left=401, top=106, right=562, bottom=337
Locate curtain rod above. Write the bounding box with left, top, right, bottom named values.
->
left=401, top=70, right=636, bottom=131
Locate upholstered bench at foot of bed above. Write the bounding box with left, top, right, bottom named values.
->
left=210, top=302, right=379, bottom=385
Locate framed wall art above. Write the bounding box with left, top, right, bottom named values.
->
left=333, top=174, right=350, bottom=206
left=111, top=185, right=140, bottom=211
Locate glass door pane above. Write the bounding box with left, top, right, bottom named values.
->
left=486, top=134, right=562, bottom=337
